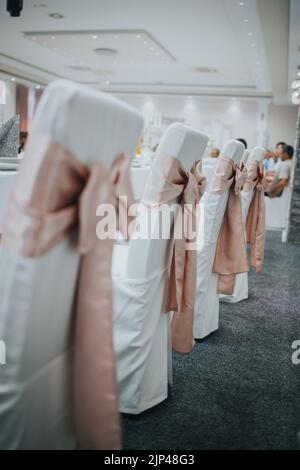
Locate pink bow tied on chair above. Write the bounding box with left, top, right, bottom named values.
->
left=2, top=136, right=135, bottom=450
left=244, top=161, right=267, bottom=273
left=142, top=154, right=206, bottom=355
left=211, top=157, right=249, bottom=295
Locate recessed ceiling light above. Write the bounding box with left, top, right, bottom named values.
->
left=36, top=85, right=41, bottom=89
left=297, top=72, right=300, bottom=77
left=11, top=77, right=16, bottom=82
left=248, top=32, right=253, bottom=36
left=69, top=65, right=91, bottom=72
left=105, top=80, right=111, bottom=85
left=51, top=36, right=56, bottom=40
left=244, top=18, right=249, bottom=22
left=136, top=34, right=141, bottom=39
left=239, top=1, right=245, bottom=5
left=94, top=47, right=118, bottom=56
left=92, top=35, right=98, bottom=39
left=251, top=43, right=255, bottom=47
left=193, top=66, right=218, bottom=73
left=48, top=13, right=64, bottom=19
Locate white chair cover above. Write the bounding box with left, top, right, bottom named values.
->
left=0, top=80, right=142, bottom=449
left=194, top=140, right=245, bottom=339
left=201, top=157, right=218, bottom=191
left=219, top=147, right=265, bottom=303
left=112, top=123, right=208, bottom=414
left=241, top=149, right=250, bottom=166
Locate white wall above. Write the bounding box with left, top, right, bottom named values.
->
left=0, top=80, right=16, bottom=125
left=1, top=85, right=296, bottom=150
left=268, top=104, right=298, bottom=148
left=115, top=93, right=297, bottom=150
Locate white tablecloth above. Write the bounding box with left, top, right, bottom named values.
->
left=0, top=165, right=152, bottom=233
left=0, top=171, right=17, bottom=232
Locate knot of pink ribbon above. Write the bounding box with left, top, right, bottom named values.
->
left=244, top=161, right=267, bottom=193
left=78, top=154, right=134, bottom=254
left=211, top=158, right=249, bottom=295
left=233, top=163, right=248, bottom=195
left=141, top=153, right=206, bottom=355
left=244, top=161, right=266, bottom=273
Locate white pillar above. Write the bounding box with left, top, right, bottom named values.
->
left=256, top=99, right=270, bottom=148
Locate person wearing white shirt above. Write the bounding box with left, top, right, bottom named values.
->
left=268, top=145, right=294, bottom=198
left=263, top=149, right=274, bottom=171
left=269, top=141, right=286, bottom=174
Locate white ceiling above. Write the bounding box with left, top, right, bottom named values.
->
left=0, top=0, right=297, bottom=102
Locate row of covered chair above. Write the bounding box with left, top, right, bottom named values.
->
left=0, top=80, right=266, bottom=449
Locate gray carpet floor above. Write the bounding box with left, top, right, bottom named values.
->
left=122, top=231, right=300, bottom=450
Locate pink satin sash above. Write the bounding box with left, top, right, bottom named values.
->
left=244, top=161, right=266, bottom=272
left=211, top=157, right=249, bottom=295
left=1, top=135, right=134, bottom=450
left=142, top=153, right=206, bottom=355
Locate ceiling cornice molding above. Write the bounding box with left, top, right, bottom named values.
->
left=102, top=88, right=273, bottom=101
left=0, top=53, right=65, bottom=82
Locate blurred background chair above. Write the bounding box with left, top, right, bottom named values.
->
left=220, top=146, right=265, bottom=303
left=194, top=140, right=245, bottom=339
left=112, top=123, right=208, bottom=413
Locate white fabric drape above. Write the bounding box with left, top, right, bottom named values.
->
left=194, top=193, right=230, bottom=338
left=113, top=268, right=170, bottom=413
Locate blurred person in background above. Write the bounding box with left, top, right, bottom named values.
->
left=264, top=141, right=286, bottom=192
left=18, top=131, right=28, bottom=155
left=263, top=149, right=274, bottom=171
left=210, top=148, right=220, bottom=159
left=268, top=145, right=294, bottom=198
left=236, top=138, right=247, bottom=149
left=268, top=141, right=286, bottom=173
